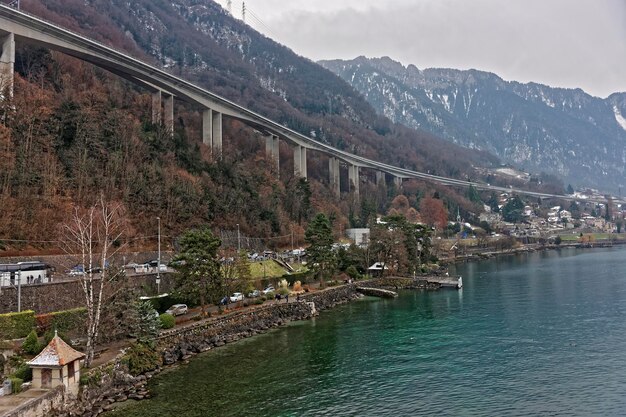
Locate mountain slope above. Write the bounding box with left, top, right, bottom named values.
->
left=320, top=56, right=626, bottom=192
left=0, top=0, right=508, bottom=248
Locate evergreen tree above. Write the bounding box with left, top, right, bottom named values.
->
left=566, top=184, right=575, bottom=194
left=467, top=184, right=482, bottom=204
left=172, top=227, right=222, bottom=316
left=305, top=213, right=336, bottom=279
left=502, top=196, right=525, bottom=223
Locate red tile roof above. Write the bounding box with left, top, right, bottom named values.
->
left=27, top=334, right=85, bottom=367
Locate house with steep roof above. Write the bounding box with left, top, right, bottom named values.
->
left=26, top=332, right=85, bottom=396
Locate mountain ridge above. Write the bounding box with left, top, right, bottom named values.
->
left=321, top=56, right=626, bottom=192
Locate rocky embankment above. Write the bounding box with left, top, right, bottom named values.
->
left=51, top=285, right=363, bottom=416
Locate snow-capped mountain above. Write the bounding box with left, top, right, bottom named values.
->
left=321, top=56, right=626, bottom=192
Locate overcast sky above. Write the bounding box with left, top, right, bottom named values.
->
left=215, top=0, right=626, bottom=98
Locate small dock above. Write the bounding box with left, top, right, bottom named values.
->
left=419, top=276, right=463, bottom=289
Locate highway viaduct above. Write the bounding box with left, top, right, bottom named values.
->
left=0, top=4, right=618, bottom=206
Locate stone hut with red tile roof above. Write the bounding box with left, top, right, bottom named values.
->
left=26, top=332, right=85, bottom=396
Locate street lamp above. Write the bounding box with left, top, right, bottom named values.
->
left=237, top=223, right=241, bottom=252
left=157, top=216, right=161, bottom=294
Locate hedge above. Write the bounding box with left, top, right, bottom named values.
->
left=36, top=307, right=87, bottom=335
left=0, top=310, right=36, bottom=340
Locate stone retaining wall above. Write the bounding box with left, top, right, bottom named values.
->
left=365, top=276, right=441, bottom=290
left=0, top=274, right=174, bottom=314
left=158, top=301, right=317, bottom=365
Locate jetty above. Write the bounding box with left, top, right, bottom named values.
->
left=356, top=287, right=398, bottom=298
left=417, top=276, right=463, bottom=289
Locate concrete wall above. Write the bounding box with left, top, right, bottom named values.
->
left=4, top=386, right=66, bottom=417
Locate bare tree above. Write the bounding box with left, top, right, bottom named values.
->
left=61, top=196, right=126, bottom=366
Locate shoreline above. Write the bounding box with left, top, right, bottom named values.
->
left=441, top=239, right=626, bottom=265
left=46, top=277, right=448, bottom=416
left=33, top=244, right=619, bottom=416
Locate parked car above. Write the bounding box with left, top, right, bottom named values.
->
left=247, top=290, right=261, bottom=298
left=262, top=286, right=275, bottom=294
left=165, top=304, right=188, bottom=316
left=230, top=292, right=244, bottom=302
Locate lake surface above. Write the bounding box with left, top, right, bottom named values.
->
left=110, top=246, right=626, bottom=416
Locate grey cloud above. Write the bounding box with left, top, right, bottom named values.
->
left=258, top=0, right=626, bottom=97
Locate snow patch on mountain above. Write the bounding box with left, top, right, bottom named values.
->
left=613, top=105, right=626, bottom=131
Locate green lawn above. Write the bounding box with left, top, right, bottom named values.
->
left=249, top=260, right=287, bottom=279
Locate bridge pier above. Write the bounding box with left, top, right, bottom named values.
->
left=151, top=91, right=161, bottom=124
left=329, top=157, right=340, bottom=197
left=265, top=134, right=279, bottom=174
left=376, top=171, right=385, bottom=186
left=0, top=32, right=14, bottom=97
left=202, top=108, right=223, bottom=157
left=393, top=176, right=403, bottom=190
left=164, top=93, right=174, bottom=136
left=349, top=165, right=360, bottom=197
left=294, top=145, right=307, bottom=179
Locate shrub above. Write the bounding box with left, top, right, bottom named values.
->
left=36, top=308, right=87, bottom=336
left=346, top=266, right=360, bottom=279
left=12, top=363, right=32, bottom=382
left=10, top=377, right=23, bottom=393
left=123, top=342, right=162, bottom=376
left=292, top=281, right=303, bottom=292
left=278, top=278, right=289, bottom=289
left=159, top=314, right=175, bottom=330
left=254, top=299, right=264, bottom=305
left=277, top=288, right=289, bottom=296
left=0, top=311, right=35, bottom=340
left=265, top=291, right=275, bottom=299
left=80, top=368, right=102, bottom=387
left=282, top=271, right=310, bottom=285
left=22, top=330, right=41, bottom=355
left=302, top=285, right=311, bottom=293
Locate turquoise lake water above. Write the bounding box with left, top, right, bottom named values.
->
left=110, top=246, right=626, bottom=416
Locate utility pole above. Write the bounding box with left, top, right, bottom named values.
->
left=242, top=2, right=246, bottom=23
left=17, top=269, right=21, bottom=312
left=156, top=217, right=161, bottom=294
left=237, top=224, right=241, bottom=252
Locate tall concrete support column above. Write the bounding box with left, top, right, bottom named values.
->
left=300, top=147, right=307, bottom=179
left=349, top=164, right=360, bottom=197
left=164, top=94, right=174, bottom=136
left=394, top=176, right=403, bottom=190
left=151, top=91, right=162, bottom=124
left=0, top=33, right=14, bottom=97
left=212, top=110, right=223, bottom=156
left=376, top=171, right=385, bottom=186
left=294, top=145, right=307, bottom=179
left=329, top=157, right=340, bottom=196
left=202, top=108, right=212, bottom=147
left=265, top=134, right=280, bottom=174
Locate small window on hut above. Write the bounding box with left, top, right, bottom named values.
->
left=68, top=361, right=75, bottom=379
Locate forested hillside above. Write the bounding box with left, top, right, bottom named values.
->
left=0, top=0, right=501, bottom=252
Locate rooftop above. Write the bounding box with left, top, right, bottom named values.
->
left=27, top=333, right=85, bottom=367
